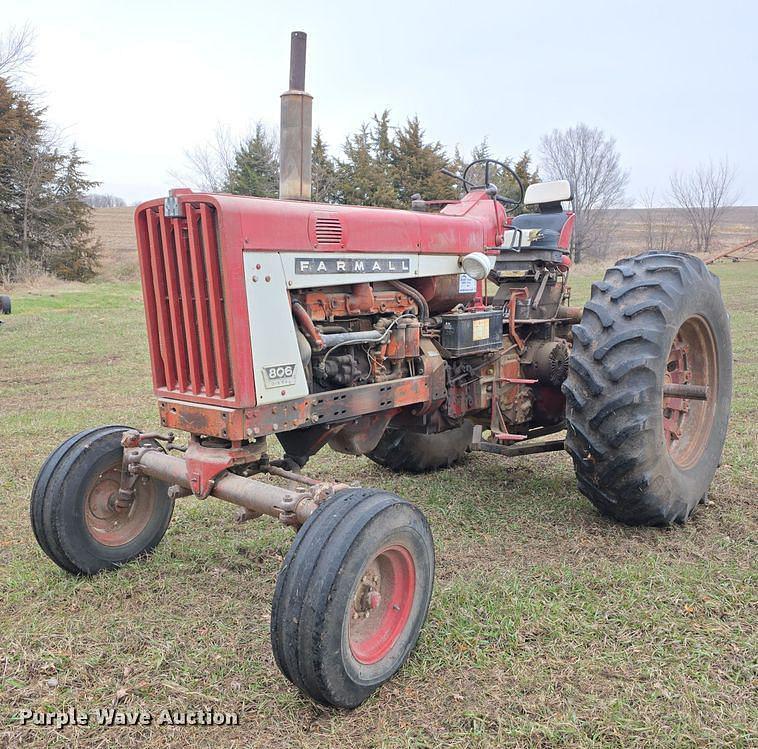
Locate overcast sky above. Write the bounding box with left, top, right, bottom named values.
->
left=5, top=0, right=757, bottom=205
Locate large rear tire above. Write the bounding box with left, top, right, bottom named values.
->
left=30, top=426, right=174, bottom=574
left=563, top=252, right=732, bottom=525
left=271, top=488, right=434, bottom=708
left=366, top=421, right=473, bottom=473
left=0, top=295, right=11, bottom=314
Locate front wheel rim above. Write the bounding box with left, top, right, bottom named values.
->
left=84, top=462, right=155, bottom=546
left=348, top=545, right=416, bottom=665
left=663, top=315, right=718, bottom=469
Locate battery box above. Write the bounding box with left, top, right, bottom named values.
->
left=439, top=309, right=503, bottom=355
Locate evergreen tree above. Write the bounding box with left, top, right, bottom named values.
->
left=512, top=150, right=540, bottom=214
left=226, top=122, right=279, bottom=197
left=337, top=123, right=396, bottom=207
left=47, top=146, right=100, bottom=280
left=370, top=110, right=393, bottom=168
left=0, top=75, right=101, bottom=281
left=470, top=136, right=491, bottom=162
left=448, top=144, right=467, bottom=199
left=390, top=117, right=455, bottom=205
left=464, top=137, right=500, bottom=189
left=367, top=110, right=398, bottom=206
left=311, top=128, right=338, bottom=203
left=462, top=141, right=540, bottom=211
left=0, top=75, right=47, bottom=273
left=514, top=150, right=539, bottom=187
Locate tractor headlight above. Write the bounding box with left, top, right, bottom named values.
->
left=460, top=252, right=492, bottom=281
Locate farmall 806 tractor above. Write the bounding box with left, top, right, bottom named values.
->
left=30, top=35, right=731, bottom=708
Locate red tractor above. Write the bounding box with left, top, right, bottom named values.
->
left=29, top=158, right=732, bottom=707
left=26, top=26, right=733, bottom=711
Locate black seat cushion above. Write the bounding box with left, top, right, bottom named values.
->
left=511, top=212, right=569, bottom=249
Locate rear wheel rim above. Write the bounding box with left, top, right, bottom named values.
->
left=84, top=462, right=155, bottom=546
left=348, top=545, right=416, bottom=665
left=663, top=315, right=718, bottom=468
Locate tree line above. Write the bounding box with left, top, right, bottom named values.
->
left=183, top=118, right=737, bottom=263
left=1, top=20, right=739, bottom=284
left=0, top=25, right=100, bottom=282
left=83, top=194, right=127, bottom=208
left=178, top=112, right=540, bottom=212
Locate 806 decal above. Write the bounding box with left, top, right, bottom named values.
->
left=262, top=363, right=297, bottom=388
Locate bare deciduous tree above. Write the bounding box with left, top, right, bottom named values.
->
left=669, top=159, right=737, bottom=254
left=83, top=194, right=127, bottom=208
left=170, top=124, right=237, bottom=192
left=539, top=123, right=629, bottom=262
left=639, top=188, right=682, bottom=252
left=0, top=23, right=35, bottom=80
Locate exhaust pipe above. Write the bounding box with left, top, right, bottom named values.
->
left=279, top=31, right=312, bottom=201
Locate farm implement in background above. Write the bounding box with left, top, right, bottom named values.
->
left=705, top=237, right=758, bottom=264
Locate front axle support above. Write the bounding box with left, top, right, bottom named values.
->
left=122, top=434, right=345, bottom=528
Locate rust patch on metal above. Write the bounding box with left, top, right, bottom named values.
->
left=663, top=316, right=718, bottom=468
left=158, top=374, right=435, bottom=442
left=159, top=401, right=246, bottom=440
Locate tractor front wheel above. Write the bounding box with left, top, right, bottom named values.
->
left=270, top=488, right=434, bottom=708
left=30, top=426, right=174, bottom=574
left=563, top=252, right=732, bottom=525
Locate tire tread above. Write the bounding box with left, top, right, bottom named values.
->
left=564, top=252, right=730, bottom=526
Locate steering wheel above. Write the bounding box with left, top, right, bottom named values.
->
left=462, top=158, right=525, bottom=212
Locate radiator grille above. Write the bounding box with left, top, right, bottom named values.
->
left=137, top=202, right=233, bottom=399
left=314, top=216, right=343, bottom=245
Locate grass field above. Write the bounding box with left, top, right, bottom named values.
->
left=0, top=261, right=756, bottom=748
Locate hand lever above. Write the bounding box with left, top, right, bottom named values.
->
left=440, top=168, right=478, bottom=189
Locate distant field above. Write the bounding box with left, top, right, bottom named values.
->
left=89, top=207, right=140, bottom=281
left=0, top=259, right=755, bottom=748
left=88, top=205, right=758, bottom=282
left=604, top=206, right=758, bottom=258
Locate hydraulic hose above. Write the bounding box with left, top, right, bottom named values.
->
left=291, top=302, right=324, bottom=350
left=388, top=280, right=429, bottom=321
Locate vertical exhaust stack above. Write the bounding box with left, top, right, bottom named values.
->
left=279, top=31, right=313, bottom=201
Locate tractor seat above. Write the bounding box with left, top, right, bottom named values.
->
left=511, top=180, right=572, bottom=249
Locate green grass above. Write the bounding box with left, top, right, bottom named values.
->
left=0, top=264, right=756, bottom=748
